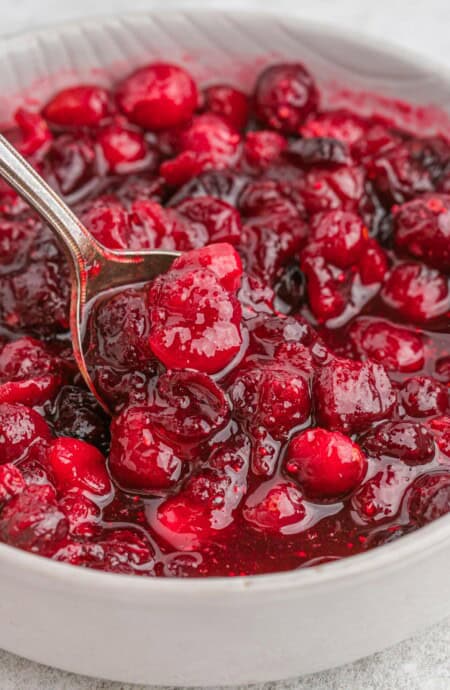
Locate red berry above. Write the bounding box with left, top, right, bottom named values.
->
left=381, top=262, right=449, bottom=322
left=202, top=84, right=249, bottom=130
left=394, top=194, right=450, bottom=272
left=351, top=467, right=407, bottom=523
left=400, top=376, right=448, bottom=417
left=174, top=196, right=243, bottom=245
left=171, top=242, right=242, bottom=291
left=14, top=108, right=52, bottom=157
left=109, top=407, right=184, bottom=492
left=243, top=481, right=306, bottom=534
left=314, top=358, right=396, bottom=434
left=59, top=490, right=101, bottom=538
left=362, top=421, right=435, bottom=465
left=148, top=266, right=242, bottom=374
left=358, top=238, right=389, bottom=284
left=43, top=85, right=110, bottom=127
left=297, top=165, right=365, bottom=215
left=116, top=62, right=198, bottom=130
left=0, top=484, right=68, bottom=555
left=285, top=428, right=367, bottom=499
left=79, top=196, right=130, bottom=250
left=301, top=254, right=346, bottom=321
left=98, top=122, right=150, bottom=172
left=407, top=472, right=450, bottom=526
left=0, top=403, right=52, bottom=464
left=310, top=210, right=368, bottom=268
left=254, top=63, right=318, bottom=133
left=349, top=319, right=425, bottom=372
left=47, top=437, right=111, bottom=496
left=0, top=464, right=25, bottom=504
left=300, top=110, right=369, bottom=146
left=243, top=131, right=287, bottom=168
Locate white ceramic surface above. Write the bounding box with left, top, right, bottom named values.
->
left=0, top=8, right=449, bottom=686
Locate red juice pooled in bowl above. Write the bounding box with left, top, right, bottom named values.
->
left=0, top=60, right=448, bottom=576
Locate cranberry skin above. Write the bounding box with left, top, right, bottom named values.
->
left=98, top=122, right=150, bottom=172
left=300, top=110, right=369, bottom=146
left=47, top=437, right=111, bottom=496
left=0, top=336, right=62, bottom=406
left=349, top=319, right=425, bottom=373
left=174, top=196, right=242, bottom=247
left=202, top=84, right=249, bottom=130
left=254, top=63, right=318, bottom=133
left=229, top=362, right=311, bottom=440
left=243, top=131, right=287, bottom=168
left=394, top=194, right=450, bottom=272
left=130, top=199, right=205, bottom=251
left=381, top=262, right=449, bottom=322
left=400, top=377, right=448, bottom=417
left=171, top=242, right=243, bottom=291
left=116, top=62, right=198, bottom=130
left=0, top=403, right=52, bottom=464
left=43, top=85, right=110, bottom=127
left=285, top=428, right=367, bottom=499
left=358, top=238, right=389, bottom=285
left=310, top=210, right=368, bottom=268
left=351, top=466, right=406, bottom=523
left=59, top=490, right=101, bottom=538
left=161, top=114, right=241, bottom=186
left=0, top=484, right=68, bottom=555
left=91, top=287, right=152, bottom=369
left=45, top=132, right=98, bottom=197
left=13, top=108, right=52, bottom=158
left=109, top=407, right=183, bottom=492
left=407, top=472, right=450, bottom=526
left=152, top=370, right=230, bottom=443
left=298, top=165, right=365, bottom=215
left=314, top=358, right=396, bottom=434
left=0, top=464, right=25, bottom=504
left=301, top=254, right=346, bottom=322
left=79, top=196, right=130, bottom=250
left=148, top=268, right=242, bottom=374
left=362, top=421, right=435, bottom=465
left=51, top=386, right=110, bottom=451
left=243, top=481, right=307, bottom=534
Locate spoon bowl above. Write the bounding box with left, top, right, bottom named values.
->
left=0, top=134, right=178, bottom=411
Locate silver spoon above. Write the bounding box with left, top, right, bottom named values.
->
left=0, top=134, right=179, bottom=413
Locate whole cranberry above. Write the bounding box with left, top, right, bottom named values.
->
left=400, top=377, right=448, bottom=417
left=0, top=403, right=52, bottom=464
left=98, top=122, right=150, bottom=172
left=129, top=199, right=205, bottom=251
left=174, top=196, right=242, bottom=246
left=116, top=62, right=198, bottom=130
left=202, top=84, right=249, bottom=130
left=362, top=421, right=435, bottom=465
left=59, top=490, right=101, bottom=538
left=43, top=85, right=110, bottom=127
left=170, top=242, right=243, bottom=291
left=358, top=238, right=389, bottom=285
left=285, top=427, right=367, bottom=499
left=243, top=131, right=287, bottom=168
left=13, top=108, right=52, bottom=158
left=407, top=472, right=450, bottom=526
left=0, top=336, right=63, bottom=406
left=109, top=407, right=184, bottom=492
left=242, top=481, right=307, bottom=534
left=297, top=165, right=365, bottom=215
left=254, top=63, right=318, bottom=133
left=394, top=194, right=450, bottom=272
left=301, top=254, right=346, bottom=321
left=351, top=466, right=407, bottom=523
left=151, top=370, right=230, bottom=443
left=381, top=262, right=449, bottom=322
left=310, top=210, right=368, bottom=268
left=148, top=266, right=242, bottom=374
left=0, top=484, right=68, bottom=555
left=47, top=437, right=111, bottom=496
left=348, top=319, right=425, bottom=373
left=0, top=464, right=25, bottom=504
left=300, top=110, right=369, bottom=146
left=79, top=196, right=130, bottom=250
left=314, top=358, right=396, bottom=434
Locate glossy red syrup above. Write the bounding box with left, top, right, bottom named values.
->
left=0, top=61, right=448, bottom=577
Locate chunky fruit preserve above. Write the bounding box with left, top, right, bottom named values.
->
left=0, top=59, right=448, bottom=577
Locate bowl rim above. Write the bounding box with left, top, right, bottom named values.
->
left=0, top=4, right=449, bottom=597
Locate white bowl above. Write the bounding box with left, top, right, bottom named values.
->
left=0, top=7, right=449, bottom=686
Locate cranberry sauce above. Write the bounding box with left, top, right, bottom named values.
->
left=0, top=61, right=448, bottom=577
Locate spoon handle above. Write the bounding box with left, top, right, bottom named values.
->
left=0, top=134, right=103, bottom=272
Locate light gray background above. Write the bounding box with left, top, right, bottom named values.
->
left=1, top=1, right=450, bottom=688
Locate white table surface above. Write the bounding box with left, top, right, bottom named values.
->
left=1, top=0, right=449, bottom=688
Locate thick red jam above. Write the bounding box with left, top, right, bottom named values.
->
left=0, top=60, right=448, bottom=576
